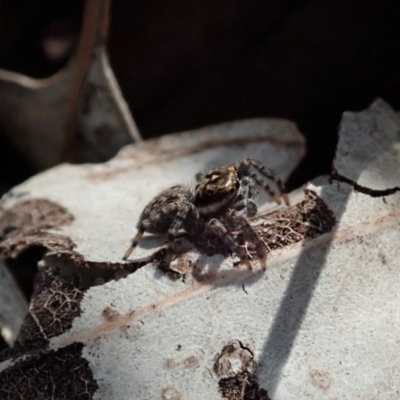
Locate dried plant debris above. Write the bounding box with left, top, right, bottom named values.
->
left=0, top=343, right=98, bottom=400
left=57, top=251, right=145, bottom=274
left=11, top=267, right=85, bottom=358
left=42, top=251, right=147, bottom=287
left=0, top=199, right=74, bottom=237
left=215, top=341, right=271, bottom=400
left=193, top=189, right=336, bottom=260
left=253, top=189, right=336, bottom=252
left=0, top=199, right=75, bottom=259
left=218, top=373, right=271, bottom=400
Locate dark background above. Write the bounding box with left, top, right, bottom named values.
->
left=1, top=0, right=400, bottom=191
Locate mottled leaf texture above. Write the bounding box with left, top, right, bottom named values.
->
left=0, top=343, right=98, bottom=400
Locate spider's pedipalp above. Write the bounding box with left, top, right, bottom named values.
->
left=235, top=176, right=259, bottom=217
left=235, top=198, right=258, bottom=217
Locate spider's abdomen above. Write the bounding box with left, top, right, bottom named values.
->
left=137, top=185, right=194, bottom=234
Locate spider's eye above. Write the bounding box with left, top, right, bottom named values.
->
left=206, top=188, right=214, bottom=195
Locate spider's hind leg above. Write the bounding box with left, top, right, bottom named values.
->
left=163, top=202, right=202, bottom=268
left=123, top=226, right=145, bottom=260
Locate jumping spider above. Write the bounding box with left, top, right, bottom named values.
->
left=123, top=159, right=289, bottom=270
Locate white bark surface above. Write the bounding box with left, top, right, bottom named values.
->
left=334, top=98, right=400, bottom=190
left=1, top=101, right=399, bottom=400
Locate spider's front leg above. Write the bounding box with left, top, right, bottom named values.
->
left=238, top=158, right=290, bottom=206
left=206, top=218, right=252, bottom=269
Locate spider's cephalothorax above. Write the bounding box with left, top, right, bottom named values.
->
left=195, top=164, right=240, bottom=216
left=123, top=159, right=289, bottom=270
left=195, top=159, right=289, bottom=218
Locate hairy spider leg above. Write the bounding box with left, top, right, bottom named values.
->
left=207, top=218, right=252, bottom=269
left=123, top=226, right=145, bottom=260
left=123, top=201, right=200, bottom=266
left=251, top=174, right=282, bottom=205
left=163, top=202, right=199, bottom=267
left=238, top=159, right=290, bottom=206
